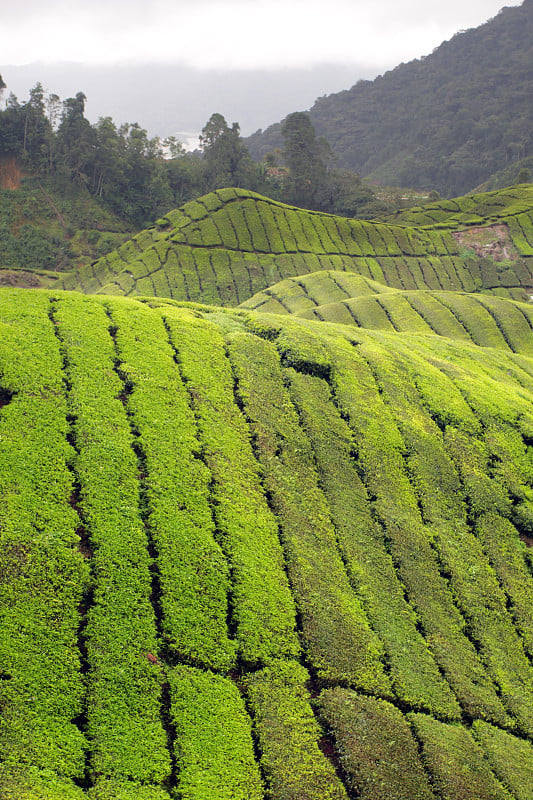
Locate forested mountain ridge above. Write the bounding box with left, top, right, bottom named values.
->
left=247, top=0, right=533, bottom=197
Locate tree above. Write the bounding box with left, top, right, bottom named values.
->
left=200, top=113, right=251, bottom=189
left=46, top=93, right=62, bottom=129
left=0, top=94, right=25, bottom=158
left=281, top=112, right=328, bottom=209
left=165, top=152, right=206, bottom=206
left=56, top=93, right=96, bottom=186
left=22, top=83, right=52, bottom=171
left=163, top=136, right=185, bottom=160
left=516, top=167, right=532, bottom=184
left=92, top=116, right=126, bottom=200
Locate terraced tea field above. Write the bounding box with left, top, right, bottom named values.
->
left=241, top=270, right=533, bottom=355
left=59, top=185, right=533, bottom=306
left=1, top=287, right=532, bottom=799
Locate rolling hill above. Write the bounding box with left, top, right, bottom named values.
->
left=1, top=178, right=533, bottom=798
left=246, top=0, right=533, bottom=196
left=240, top=270, right=533, bottom=355
left=0, top=284, right=532, bottom=799
left=59, top=184, right=533, bottom=306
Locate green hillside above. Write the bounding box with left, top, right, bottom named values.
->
left=247, top=1, right=532, bottom=196
left=0, top=286, right=532, bottom=798
left=240, top=270, right=533, bottom=352
left=59, top=185, right=533, bottom=306
left=0, top=163, right=131, bottom=290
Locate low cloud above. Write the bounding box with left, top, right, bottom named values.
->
left=2, top=0, right=521, bottom=69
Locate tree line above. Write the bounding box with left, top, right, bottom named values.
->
left=0, top=80, right=386, bottom=227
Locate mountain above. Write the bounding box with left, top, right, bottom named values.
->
left=246, top=0, right=533, bottom=197
left=59, top=184, right=533, bottom=305
left=0, top=283, right=532, bottom=798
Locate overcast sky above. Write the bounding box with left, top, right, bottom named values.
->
left=1, top=0, right=522, bottom=71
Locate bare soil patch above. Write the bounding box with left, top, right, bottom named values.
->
left=452, top=223, right=515, bottom=261
left=0, top=270, right=43, bottom=288
left=0, top=155, right=22, bottom=190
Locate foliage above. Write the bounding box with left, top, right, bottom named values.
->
left=0, top=173, right=131, bottom=283
left=471, top=720, right=533, bottom=800
left=280, top=112, right=329, bottom=209
left=0, top=86, right=206, bottom=227
left=105, top=298, right=235, bottom=672
left=169, top=665, right=264, bottom=800
left=318, top=690, right=437, bottom=799
left=244, top=661, right=348, bottom=799
left=0, top=291, right=88, bottom=782
left=226, top=330, right=391, bottom=692
left=60, top=185, right=533, bottom=308
left=52, top=295, right=171, bottom=789
left=200, top=113, right=255, bottom=191
left=0, top=287, right=532, bottom=797
left=409, top=713, right=513, bottom=800
left=162, top=306, right=300, bottom=667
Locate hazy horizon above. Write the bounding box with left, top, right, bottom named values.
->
left=1, top=1, right=523, bottom=143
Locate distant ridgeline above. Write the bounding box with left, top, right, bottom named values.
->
left=1, top=285, right=533, bottom=799
left=60, top=184, right=533, bottom=309
left=246, top=0, right=533, bottom=197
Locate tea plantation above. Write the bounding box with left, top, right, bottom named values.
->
left=0, top=283, right=532, bottom=799
left=1, top=183, right=533, bottom=799
left=58, top=185, right=533, bottom=306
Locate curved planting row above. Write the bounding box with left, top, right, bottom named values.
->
left=0, top=289, right=532, bottom=798
left=50, top=295, right=173, bottom=799
left=58, top=186, right=533, bottom=306
left=242, top=270, right=533, bottom=356
left=377, top=185, right=533, bottom=227
left=0, top=292, right=88, bottom=800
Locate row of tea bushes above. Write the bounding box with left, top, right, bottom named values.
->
left=52, top=296, right=172, bottom=796
left=59, top=186, right=533, bottom=305
left=0, top=292, right=89, bottom=798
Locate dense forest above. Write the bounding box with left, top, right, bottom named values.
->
left=0, top=86, right=249, bottom=227
left=0, top=84, right=385, bottom=236
left=247, top=0, right=533, bottom=197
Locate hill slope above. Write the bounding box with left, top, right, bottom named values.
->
left=246, top=0, right=533, bottom=196
left=0, top=164, right=131, bottom=289
left=0, top=287, right=532, bottom=798
left=59, top=185, right=533, bottom=306
left=240, top=269, right=533, bottom=354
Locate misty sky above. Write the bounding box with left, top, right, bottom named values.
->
left=1, top=0, right=522, bottom=72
